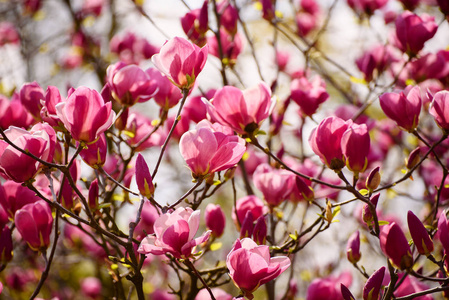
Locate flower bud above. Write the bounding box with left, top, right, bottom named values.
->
left=366, top=167, right=381, bottom=192
left=81, top=277, right=102, bottom=299
left=88, top=179, right=99, bottom=210
left=15, top=200, right=53, bottom=251
left=363, top=266, right=385, bottom=300
left=79, top=134, right=107, bottom=169
left=405, top=148, right=421, bottom=170
left=341, top=284, right=355, bottom=300
left=205, top=203, right=226, bottom=238
left=342, top=124, right=370, bottom=175
left=240, top=211, right=254, bottom=239
left=362, top=193, right=380, bottom=226
left=135, top=153, right=155, bottom=199
left=347, top=230, right=361, bottom=264
left=253, top=216, right=267, bottom=245
left=380, top=222, right=413, bottom=270
left=19, top=81, right=44, bottom=119
left=0, top=226, right=13, bottom=263
left=293, top=176, right=314, bottom=202
left=407, top=211, right=433, bottom=256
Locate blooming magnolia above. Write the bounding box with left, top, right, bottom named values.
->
left=14, top=200, right=53, bottom=251
left=290, top=76, right=329, bottom=117
left=179, top=120, right=246, bottom=179
left=307, top=272, right=352, bottom=300
left=309, top=116, right=351, bottom=170
left=0, top=125, right=55, bottom=182
left=379, top=222, right=413, bottom=270
left=137, top=207, right=210, bottom=259
left=394, top=12, right=438, bottom=56
left=205, top=82, right=275, bottom=136
left=429, top=91, right=449, bottom=132
left=152, top=37, right=208, bottom=90
left=56, top=86, right=115, bottom=143
left=253, top=164, right=294, bottom=207
left=379, top=85, right=421, bottom=132
left=226, top=238, right=290, bottom=299
left=341, top=123, right=370, bottom=174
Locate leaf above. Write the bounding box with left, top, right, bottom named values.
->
left=378, top=220, right=390, bottom=226
left=210, top=242, right=222, bottom=251
left=350, top=76, right=367, bottom=85
left=359, top=189, right=369, bottom=196
left=289, top=234, right=298, bottom=241
left=98, top=203, right=112, bottom=209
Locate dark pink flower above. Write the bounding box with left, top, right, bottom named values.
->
left=205, top=203, right=226, bottom=238
left=347, top=231, right=361, bottom=264
left=40, top=86, right=64, bottom=127
left=252, top=216, right=267, bottom=245
left=0, top=226, right=13, bottom=263
left=363, top=266, right=385, bottom=300
left=0, top=94, right=34, bottom=130
left=0, top=180, right=40, bottom=218
left=135, top=153, right=155, bottom=199
left=108, top=64, right=158, bottom=106
left=233, top=195, right=266, bottom=228
left=123, top=111, right=166, bottom=152
left=79, top=133, right=107, bottom=168
left=88, top=179, right=99, bottom=210
left=394, top=12, right=438, bottom=56
left=290, top=76, right=329, bottom=117
left=56, top=86, right=115, bottom=143
left=347, top=0, right=388, bottom=16
left=309, top=116, right=351, bottom=170
left=379, top=222, right=413, bottom=269
left=146, top=68, right=183, bottom=110
left=0, top=125, right=55, bottom=182
left=19, top=81, right=44, bottom=120
left=379, top=85, right=421, bottom=132
left=218, top=1, right=238, bottom=36
left=181, top=0, right=208, bottom=47
left=152, top=37, right=208, bottom=90
left=179, top=120, right=246, bottom=178
left=137, top=207, right=211, bottom=259
left=341, top=123, right=370, bottom=174
left=207, top=29, right=243, bottom=66
left=205, top=82, right=274, bottom=135
left=394, top=274, right=432, bottom=300
left=14, top=200, right=53, bottom=251
left=407, top=210, right=433, bottom=256
left=253, top=164, right=294, bottom=207
left=307, top=272, right=352, bottom=300
left=226, top=238, right=290, bottom=300
left=429, top=91, right=449, bottom=132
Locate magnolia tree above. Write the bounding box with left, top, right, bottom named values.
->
left=1, top=0, right=449, bottom=299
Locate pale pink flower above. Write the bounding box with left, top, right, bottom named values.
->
left=152, top=37, right=208, bottom=90
left=138, top=207, right=210, bottom=259
left=226, top=238, right=290, bottom=300
left=179, top=120, right=246, bottom=178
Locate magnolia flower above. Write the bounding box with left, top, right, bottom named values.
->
left=138, top=207, right=210, bottom=259
left=226, top=238, right=290, bottom=299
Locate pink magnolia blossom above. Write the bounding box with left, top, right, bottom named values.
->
left=40, top=86, right=64, bottom=127
left=137, top=207, right=211, bottom=259
left=108, top=64, right=158, bottom=106
left=347, top=230, right=361, bottom=264
left=152, top=37, right=207, bottom=90
left=135, top=153, right=155, bottom=199
left=341, top=123, right=370, bottom=174
left=124, top=111, right=166, bottom=152
left=394, top=12, right=438, bottom=56
left=179, top=120, right=246, bottom=179
left=0, top=180, right=40, bottom=218
left=290, top=76, right=329, bottom=117
left=307, top=271, right=352, bottom=300
left=181, top=0, right=208, bottom=47
left=394, top=274, right=433, bottom=300
left=19, top=81, right=44, bottom=120
left=0, top=94, right=34, bottom=130
left=379, top=222, right=413, bottom=270
left=407, top=210, right=434, bottom=256
left=81, top=277, right=102, bottom=299
left=429, top=91, right=449, bottom=132
left=88, top=179, right=99, bottom=210
left=218, top=1, right=238, bottom=36
left=0, top=125, right=55, bottom=182
left=309, top=116, right=351, bottom=170
left=356, top=45, right=399, bottom=82
left=205, top=203, right=226, bottom=238
left=79, top=133, right=107, bottom=168
left=347, top=0, right=388, bottom=17
left=109, top=32, right=159, bottom=65
left=146, top=68, right=183, bottom=110
left=226, top=238, right=290, bottom=300
left=208, top=30, right=243, bottom=66
left=253, top=163, right=294, bottom=207
left=0, top=22, right=20, bottom=46
left=14, top=200, right=53, bottom=251
left=205, top=82, right=274, bottom=136
left=252, top=216, right=267, bottom=245
left=233, top=195, right=267, bottom=229
left=56, top=86, right=115, bottom=143
left=0, top=226, right=13, bottom=263
left=379, top=85, right=421, bottom=132
left=363, top=266, right=385, bottom=300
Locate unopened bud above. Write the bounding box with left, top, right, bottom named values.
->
left=365, top=166, right=381, bottom=191
left=406, top=147, right=421, bottom=169
left=240, top=211, right=254, bottom=239
left=253, top=216, right=267, bottom=245
left=346, top=230, right=361, bottom=264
